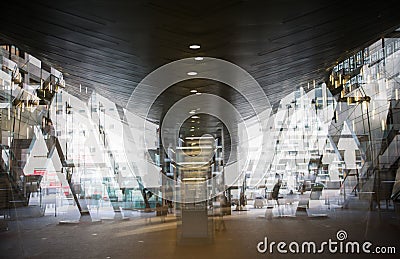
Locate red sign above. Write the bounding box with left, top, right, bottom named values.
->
left=33, top=169, right=46, bottom=176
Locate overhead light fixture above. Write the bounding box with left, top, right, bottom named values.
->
left=186, top=136, right=214, bottom=140
left=189, top=44, right=201, bottom=49
left=189, top=110, right=196, bottom=115
left=187, top=71, right=197, bottom=76
left=190, top=129, right=195, bottom=131
left=194, top=57, right=203, bottom=61
left=191, top=120, right=196, bottom=123
left=182, top=177, right=206, bottom=181
left=190, top=89, right=198, bottom=93
left=192, top=115, right=200, bottom=119
left=191, top=126, right=195, bottom=129
left=196, top=92, right=202, bottom=95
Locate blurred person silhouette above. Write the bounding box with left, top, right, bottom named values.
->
left=271, top=179, right=282, bottom=206
left=239, top=192, right=246, bottom=210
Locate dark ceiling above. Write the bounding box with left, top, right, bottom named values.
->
left=1, top=0, right=400, bottom=124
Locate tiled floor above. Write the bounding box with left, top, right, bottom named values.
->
left=1, top=202, right=399, bottom=259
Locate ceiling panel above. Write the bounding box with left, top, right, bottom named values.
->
left=0, top=0, right=400, bottom=125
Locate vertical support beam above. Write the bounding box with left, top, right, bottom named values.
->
left=159, top=124, right=166, bottom=205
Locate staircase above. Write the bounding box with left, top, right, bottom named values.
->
left=0, top=140, right=44, bottom=213
left=45, top=135, right=89, bottom=216
left=0, top=172, right=27, bottom=210
left=63, top=167, right=90, bottom=216
left=46, top=137, right=66, bottom=166
left=10, top=138, right=32, bottom=188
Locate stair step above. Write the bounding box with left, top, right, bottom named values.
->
left=12, top=139, right=33, bottom=149
left=9, top=200, right=26, bottom=207
left=342, top=197, right=370, bottom=210
left=80, top=210, right=90, bottom=215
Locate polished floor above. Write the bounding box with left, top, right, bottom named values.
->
left=1, top=202, right=399, bottom=259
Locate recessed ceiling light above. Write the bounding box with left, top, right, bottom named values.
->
left=196, top=92, right=202, bottom=95
left=189, top=110, right=196, bottom=114
left=194, top=57, right=203, bottom=61
left=187, top=71, right=197, bottom=76
left=191, top=120, right=196, bottom=123
left=190, top=89, right=197, bottom=93
left=189, top=44, right=201, bottom=49
left=191, top=126, right=195, bottom=129
left=192, top=115, right=200, bottom=119
left=190, top=129, right=195, bottom=131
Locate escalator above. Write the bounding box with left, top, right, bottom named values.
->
left=1, top=140, right=39, bottom=208
left=370, top=100, right=400, bottom=209
left=135, top=176, right=154, bottom=211
left=46, top=136, right=89, bottom=216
